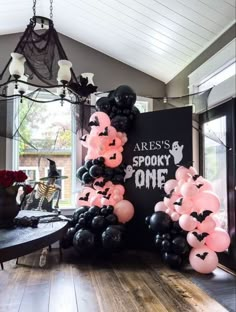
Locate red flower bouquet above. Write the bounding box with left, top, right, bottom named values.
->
left=0, top=170, right=28, bottom=188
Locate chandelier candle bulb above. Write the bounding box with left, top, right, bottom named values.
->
left=81, top=73, right=95, bottom=85
left=9, top=53, right=26, bottom=78
left=57, top=60, right=72, bottom=84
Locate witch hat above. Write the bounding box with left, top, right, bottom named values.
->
left=40, top=158, right=68, bottom=181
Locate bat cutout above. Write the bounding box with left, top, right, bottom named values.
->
left=165, top=189, right=175, bottom=199
left=192, top=174, right=201, bottom=181
left=79, top=192, right=90, bottom=201
left=196, top=184, right=204, bottom=189
left=109, top=153, right=116, bottom=160
left=109, top=139, right=116, bottom=146
left=94, top=180, right=106, bottom=187
left=80, top=135, right=87, bottom=142
left=97, top=188, right=109, bottom=196
left=196, top=252, right=208, bottom=260
left=174, top=198, right=183, bottom=206
left=88, top=116, right=99, bottom=127
left=103, top=194, right=111, bottom=200
left=192, top=232, right=209, bottom=241
left=191, top=210, right=212, bottom=222
left=99, top=127, right=108, bottom=136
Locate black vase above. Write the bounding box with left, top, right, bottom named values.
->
left=0, top=187, right=20, bottom=228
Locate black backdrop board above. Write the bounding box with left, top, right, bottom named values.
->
left=123, top=106, right=192, bottom=249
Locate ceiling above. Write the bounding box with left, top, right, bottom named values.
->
left=0, top=0, right=235, bottom=83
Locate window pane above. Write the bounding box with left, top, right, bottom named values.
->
left=203, top=116, right=228, bottom=230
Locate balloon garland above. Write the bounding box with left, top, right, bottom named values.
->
left=146, top=165, right=230, bottom=273
left=61, top=85, right=139, bottom=254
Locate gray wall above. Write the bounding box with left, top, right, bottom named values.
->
left=0, top=32, right=165, bottom=169
left=166, top=24, right=236, bottom=97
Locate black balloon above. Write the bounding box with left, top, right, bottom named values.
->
left=103, top=167, right=114, bottom=179
left=95, top=97, right=111, bottom=114
left=161, top=239, right=172, bottom=252
left=73, top=206, right=89, bottom=223
left=163, top=252, right=183, bottom=269
left=73, top=229, right=95, bottom=252
left=89, top=165, right=104, bottom=178
left=82, top=172, right=94, bottom=184
left=111, top=115, right=129, bottom=132
left=149, top=212, right=172, bottom=234
left=114, top=85, right=136, bottom=109
left=171, top=236, right=188, bottom=255
left=76, top=166, right=87, bottom=180
left=106, top=213, right=118, bottom=225
left=102, top=226, right=123, bottom=249
left=112, top=174, right=124, bottom=184
left=84, top=159, right=94, bottom=170
left=91, top=215, right=106, bottom=231
left=88, top=206, right=101, bottom=216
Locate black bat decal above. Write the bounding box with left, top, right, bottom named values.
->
left=196, top=184, right=204, bottom=189
left=192, top=232, right=209, bottom=241
left=79, top=192, right=90, bottom=201
left=165, top=189, right=174, bottom=199
left=80, top=135, right=87, bottom=142
left=103, top=194, right=111, bottom=200
left=88, top=116, right=99, bottom=127
left=109, top=139, right=116, bottom=146
left=174, top=198, right=183, bottom=206
left=192, top=174, right=201, bottom=181
left=97, top=188, right=109, bottom=195
left=196, top=252, right=208, bottom=260
left=109, top=153, right=116, bottom=160
left=191, top=210, right=212, bottom=222
left=94, top=180, right=106, bottom=187
left=99, top=127, right=108, bottom=136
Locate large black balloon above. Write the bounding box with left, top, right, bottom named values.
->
left=102, top=226, right=123, bottom=249
left=76, top=166, right=87, bottom=180
left=89, top=165, right=104, bottom=178
left=73, top=229, right=95, bottom=253
left=82, top=172, right=94, bottom=184
left=163, top=252, right=183, bottom=269
left=149, top=212, right=172, bottom=234
left=114, top=85, right=136, bottom=109
left=95, top=97, right=111, bottom=114
left=111, top=115, right=129, bottom=132
left=84, top=159, right=94, bottom=170
left=171, top=236, right=188, bottom=255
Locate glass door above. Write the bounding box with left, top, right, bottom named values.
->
left=200, top=99, right=236, bottom=270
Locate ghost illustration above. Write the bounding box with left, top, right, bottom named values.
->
left=124, top=165, right=135, bottom=181
left=169, top=141, right=184, bottom=165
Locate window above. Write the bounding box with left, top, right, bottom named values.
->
left=19, top=166, right=39, bottom=187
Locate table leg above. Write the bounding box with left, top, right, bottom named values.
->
left=1, top=263, right=4, bottom=270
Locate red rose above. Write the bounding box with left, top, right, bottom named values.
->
left=24, top=185, right=34, bottom=194
left=0, top=170, right=15, bottom=188
left=14, top=170, right=28, bottom=183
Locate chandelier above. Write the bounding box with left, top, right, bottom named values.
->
left=0, top=0, right=97, bottom=109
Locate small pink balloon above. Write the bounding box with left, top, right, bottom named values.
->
left=180, top=182, right=199, bottom=197
left=104, top=151, right=123, bottom=168
left=171, top=212, right=180, bottom=221
left=164, top=179, right=178, bottom=194
left=194, top=191, right=220, bottom=213
left=211, top=214, right=222, bottom=227
left=89, top=195, right=102, bottom=207
left=113, top=184, right=125, bottom=196
left=179, top=214, right=198, bottom=231
left=197, top=216, right=216, bottom=233
left=175, top=166, right=192, bottom=181
left=174, top=179, right=185, bottom=195
left=174, top=197, right=193, bottom=215
left=154, top=201, right=167, bottom=212
left=79, top=134, right=89, bottom=148
left=187, top=230, right=207, bottom=248
left=189, top=246, right=218, bottom=274
left=116, top=132, right=123, bottom=138
left=165, top=208, right=173, bottom=215
left=114, top=200, right=134, bottom=223
left=205, top=228, right=230, bottom=252
left=164, top=193, right=180, bottom=210
left=89, top=112, right=110, bottom=128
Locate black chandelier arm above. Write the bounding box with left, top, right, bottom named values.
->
left=0, top=79, right=64, bottom=89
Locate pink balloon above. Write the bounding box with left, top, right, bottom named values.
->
left=89, top=195, right=102, bottom=207
left=79, top=134, right=89, bottom=148
left=89, top=112, right=110, bottom=128
left=113, top=184, right=125, bottom=196
left=175, top=166, right=192, bottom=181
left=179, top=214, right=198, bottom=231
left=114, top=200, right=134, bottom=223
left=171, top=212, right=180, bottom=221
left=189, top=246, right=218, bottom=274
left=187, top=230, right=208, bottom=248
left=197, top=216, right=216, bottom=233
left=180, top=182, right=199, bottom=198
left=164, top=179, right=178, bottom=194
left=154, top=201, right=167, bottom=212
left=194, top=191, right=220, bottom=213
left=190, top=176, right=213, bottom=192
left=164, top=193, right=180, bottom=210
left=189, top=166, right=198, bottom=176
left=104, top=151, right=123, bottom=168
left=174, top=197, right=193, bottom=215
left=205, top=228, right=230, bottom=252
left=165, top=208, right=173, bottom=215
left=174, top=179, right=185, bottom=195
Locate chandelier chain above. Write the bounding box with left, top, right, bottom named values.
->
left=50, top=0, right=53, bottom=20
left=32, top=0, right=37, bottom=16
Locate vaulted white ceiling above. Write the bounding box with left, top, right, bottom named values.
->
left=0, top=0, right=235, bottom=83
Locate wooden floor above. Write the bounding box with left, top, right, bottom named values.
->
left=0, top=249, right=235, bottom=312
